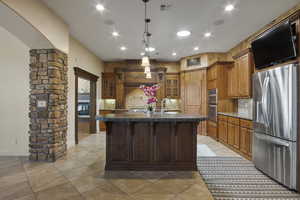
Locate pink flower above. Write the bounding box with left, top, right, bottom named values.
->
left=147, top=97, right=157, bottom=104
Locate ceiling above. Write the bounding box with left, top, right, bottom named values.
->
left=42, top=0, right=300, bottom=61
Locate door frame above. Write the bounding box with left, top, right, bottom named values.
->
left=74, top=67, right=99, bottom=144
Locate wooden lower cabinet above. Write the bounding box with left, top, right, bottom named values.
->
left=240, top=127, right=252, bottom=158
left=216, top=114, right=253, bottom=160
left=218, top=120, right=227, bottom=143
left=207, top=121, right=217, bottom=140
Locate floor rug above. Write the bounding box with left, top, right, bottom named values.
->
left=197, top=157, right=300, bottom=200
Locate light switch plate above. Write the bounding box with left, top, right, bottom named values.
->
left=37, top=100, right=47, bottom=108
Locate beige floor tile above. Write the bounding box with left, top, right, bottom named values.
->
left=35, top=183, right=82, bottom=200
left=109, top=178, right=152, bottom=194
left=82, top=187, right=133, bottom=200
left=70, top=175, right=125, bottom=194
left=133, top=182, right=174, bottom=195
left=27, top=165, right=68, bottom=192
left=131, top=194, right=176, bottom=200
left=176, top=184, right=214, bottom=200
left=0, top=171, right=28, bottom=187
left=0, top=181, right=34, bottom=200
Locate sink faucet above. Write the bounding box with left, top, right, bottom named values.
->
left=161, top=98, right=169, bottom=114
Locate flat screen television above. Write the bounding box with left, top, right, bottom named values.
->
left=251, top=21, right=297, bottom=69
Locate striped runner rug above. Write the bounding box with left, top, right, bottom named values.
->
left=197, top=157, right=300, bottom=200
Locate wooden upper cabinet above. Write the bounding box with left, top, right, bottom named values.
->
left=101, top=73, right=116, bottom=99
left=229, top=49, right=254, bottom=98
left=165, top=73, right=180, bottom=98
left=238, top=53, right=253, bottom=97
left=228, top=62, right=239, bottom=97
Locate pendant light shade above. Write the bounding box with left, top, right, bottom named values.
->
left=146, top=72, right=152, bottom=79
left=141, top=56, right=150, bottom=67
left=144, top=66, right=151, bottom=74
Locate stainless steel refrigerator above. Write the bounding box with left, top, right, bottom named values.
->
left=253, top=63, right=298, bottom=190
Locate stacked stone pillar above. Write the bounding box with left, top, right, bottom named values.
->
left=29, top=49, right=68, bottom=162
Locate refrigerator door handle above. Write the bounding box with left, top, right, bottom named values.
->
left=261, top=76, right=270, bottom=128
left=255, top=133, right=290, bottom=147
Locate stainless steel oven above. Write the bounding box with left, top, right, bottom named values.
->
left=208, top=89, right=217, bottom=122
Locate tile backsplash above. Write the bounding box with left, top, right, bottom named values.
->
left=238, top=99, right=253, bottom=116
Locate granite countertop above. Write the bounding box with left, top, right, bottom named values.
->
left=218, top=112, right=253, bottom=121
left=96, top=113, right=206, bottom=122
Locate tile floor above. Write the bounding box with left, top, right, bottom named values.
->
left=0, top=133, right=238, bottom=200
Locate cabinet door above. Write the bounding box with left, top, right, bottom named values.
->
left=208, top=121, right=217, bottom=140
left=233, top=124, right=240, bottom=150
left=166, top=74, right=180, bottom=98
left=240, top=127, right=252, bottom=156
left=227, top=123, right=235, bottom=147
left=228, top=62, right=239, bottom=97
left=102, top=73, right=116, bottom=99
left=238, top=54, right=252, bottom=97
left=218, top=120, right=227, bottom=143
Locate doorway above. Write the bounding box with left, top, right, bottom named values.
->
left=74, top=67, right=99, bottom=144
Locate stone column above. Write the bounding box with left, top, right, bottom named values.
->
left=29, top=49, right=68, bottom=162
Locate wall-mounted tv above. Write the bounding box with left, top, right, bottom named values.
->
left=251, top=21, right=297, bottom=69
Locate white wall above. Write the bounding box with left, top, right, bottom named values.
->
left=68, top=36, right=104, bottom=147
left=0, top=26, right=30, bottom=156
left=2, top=0, right=69, bottom=53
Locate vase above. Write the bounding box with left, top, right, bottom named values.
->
left=146, top=110, right=153, bottom=116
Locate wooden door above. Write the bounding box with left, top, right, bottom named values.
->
left=166, top=74, right=180, bottom=98
left=208, top=121, right=217, bottom=140
left=228, top=62, right=239, bottom=97
left=238, top=54, right=252, bottom=97
left=227, top=123, right=235, bottom=147
left=218, top=120, right=227, bottom=143
left=102, top=73, right=116, bottom=99
left=240, top=127, right=252, bottom=156
left=233, top=124, right=240, bottom=150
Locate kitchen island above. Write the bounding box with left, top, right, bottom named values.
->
left=97, top=113, right=206, bottom=171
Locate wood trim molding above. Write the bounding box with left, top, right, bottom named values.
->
left=180, top=67, right=207, bottom=73
left=74, top=67, right=98, bottom=144
left=114, top=67, right=167, bottom=73
left=74, top=67, right=99, bottom=81
left=232, top=48, right=252, bottom=60
left=207, top=61, right=235, bottom=68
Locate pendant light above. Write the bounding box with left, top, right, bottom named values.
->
left=141, top=0, right=152, bottom=78
left=144, top=66, right=151, bottom=74
left=146, top=72, right=152, bottom=79
left=141, top=56, right=150, bottom=67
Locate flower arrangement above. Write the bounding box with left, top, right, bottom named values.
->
left=140, top=84, right=160, bottom=113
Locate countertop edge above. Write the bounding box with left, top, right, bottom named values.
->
left=218, top=112, right=253, bottom=121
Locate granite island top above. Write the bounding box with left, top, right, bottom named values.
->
left=218, top=112, right=253, bottom=121
left=96, top=113, right=206, bottom=122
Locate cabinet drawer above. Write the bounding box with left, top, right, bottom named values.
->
left=240, top=119, right=253, bottom=129
left=228, top=117, right=239, bottom=125
left=218, top=115, right=228, bottom=122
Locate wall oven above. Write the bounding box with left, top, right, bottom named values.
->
left=208, top=89, right=217, bottom=122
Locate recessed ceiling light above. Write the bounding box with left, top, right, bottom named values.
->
left=120, top=46, right=127, bottom=51
left=194, top=46, right=199, bottom=51
left=204, top=32, right=212, bottom=38
left=96, top=4, right=105, bottom=12
left=225, top=4, right=234, bottom=12
left=112, top=31, right=119, bottom=37
left=177, top=30, right=191, bottom=37
left=172, top=52, right=177, bottom=56
left=140, top=52, right=145, bottom=56
left=145, top=47, right=155, bottom=52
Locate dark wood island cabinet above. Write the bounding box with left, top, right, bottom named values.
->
left=97, top=113, right=206, bottom=171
